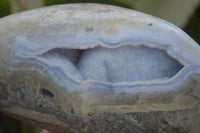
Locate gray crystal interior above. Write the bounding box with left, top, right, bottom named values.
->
left=41, top=45, right=183, bottom=82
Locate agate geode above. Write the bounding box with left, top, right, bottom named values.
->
left=0, top=3, right=200, bottom=133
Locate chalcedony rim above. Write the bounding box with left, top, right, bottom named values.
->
left=0, top=3, right=200, bottom=95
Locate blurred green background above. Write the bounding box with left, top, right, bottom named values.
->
left=0, top=0, right=200, bottom=133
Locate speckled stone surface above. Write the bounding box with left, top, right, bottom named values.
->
left=0, top=3, right=200, bottom=133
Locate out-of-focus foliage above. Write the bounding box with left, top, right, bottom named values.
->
left=0, top=113, right=41, bottom=133
left=0, top=0, right=10, bottom=18
left=45, top=0, right=135, bottom=9
left=9, top=0, right=44, bottom=13
left=135, top=0, right=200, bottom=27
left=0, top=113, right=21, bottom=133
left=184, top=7, right=200, bottom=44
left=0, top=0, right=199, bottom=133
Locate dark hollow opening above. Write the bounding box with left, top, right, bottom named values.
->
left=40, top=88, right=54, bottom=97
